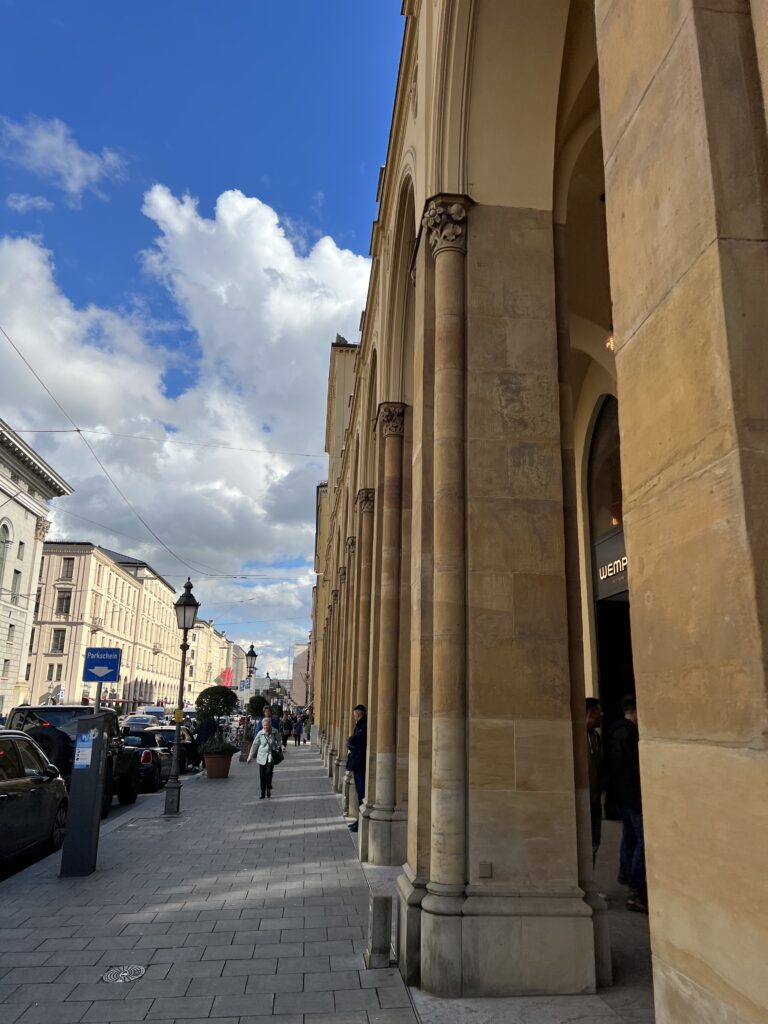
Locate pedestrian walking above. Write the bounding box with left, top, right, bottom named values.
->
left=586, top=697, right=604, bottom=865
left=346, top=704, right=367, bottom=833
left=303, top=713, right=311, bottom=745
left=247, top=717, right=283, bottom=798
left=195, top=714, right=217, bottom=770
left=282, top=714, right=291, bottom=750
left=292, top=716, right=302, bottom=746
left=606, top=694, right=647, bottom=913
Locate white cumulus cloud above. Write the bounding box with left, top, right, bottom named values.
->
left=0, top=186, right=369, bottom=672
left=6, top=192, right=54, bottom=213
left=0, top=115, right=124, bottom=207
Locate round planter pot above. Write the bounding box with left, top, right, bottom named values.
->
left=204, top=753, right=233, bottom=779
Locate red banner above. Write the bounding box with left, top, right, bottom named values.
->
left=216, top=667, right=234, bottom=688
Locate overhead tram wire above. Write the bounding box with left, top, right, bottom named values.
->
left=0, top=323, right=220, bottom=578
left=11, top=427, right=327, bottom=460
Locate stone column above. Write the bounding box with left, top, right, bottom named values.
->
left=342, top=537, right=358, bottom=815
left=325, top=589, right=339, bottom=775
left=333, top=567, right=348, bottom=791
left=419, top=197, right=469, bottom=992
left=597, top=5, right=768, bottom=1021
left=355, top=490, right=375, bottom=709
left=367, top=401, right=407, bottom=866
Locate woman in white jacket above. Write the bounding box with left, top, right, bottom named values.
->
left=247, top=717, right=282, bottom=798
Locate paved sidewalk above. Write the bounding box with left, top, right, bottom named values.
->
left=0, top=744, right=416, bottom=1024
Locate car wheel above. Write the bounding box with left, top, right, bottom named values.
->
left=118, top=767, right=140, bottom=805
left=49, top=802, right=67, bottom=852
left=100, top=770, right=113, bottom=818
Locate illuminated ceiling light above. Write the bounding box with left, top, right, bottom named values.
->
left=606, top=333, right=615, bottom=353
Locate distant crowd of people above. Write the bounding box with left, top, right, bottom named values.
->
left=587, top=693, right=647, bottom=914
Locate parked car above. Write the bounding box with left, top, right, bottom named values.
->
left=121, top=714, right=161, bottom=732
left=0, top=730, right=68, bottom=862
left=123, top=731, right=172, bottom=792
left=144, top=726, right=200, bottom=773
left=6, top=705, right=141, bottom=817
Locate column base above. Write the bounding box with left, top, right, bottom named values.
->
left=397, top=867, right=427, bottom=986
left=325, top=747, right=336, bottom=777
left=333, top=756, right=346, bottom=793
left=358, top=802, right=372, bottom=861
left=583, top=887, right=612, bottom=987
left=366, top=806, right=407, bottom=866
left=343, top=771, right=359, bottom=818
left=420, top=890, right=596, bottom=997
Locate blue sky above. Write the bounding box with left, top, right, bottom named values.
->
left=0, top=1, right=403, bottom=679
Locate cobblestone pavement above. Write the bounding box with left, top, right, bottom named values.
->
left=0, top=744, right=417, bottom=1024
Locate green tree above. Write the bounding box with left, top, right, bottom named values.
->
left=247, top=694, right=268, bottom=720
left=196, top=685, right=239, bottom=724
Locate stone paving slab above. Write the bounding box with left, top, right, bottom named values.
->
left=0, top=746, right=413, bottom=1024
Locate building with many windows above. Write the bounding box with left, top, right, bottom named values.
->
left=187, top=619, right=232, bottom=704
left=27, top=543, right=181, bottom=708
left=0, top=420, right=72, bottom=714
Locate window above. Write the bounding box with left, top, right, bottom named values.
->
left=7, top=624, right=15, bottom=645
left=0, top=523, right=9, bottom=587
left=51, top=628, right=66, bottom=654
left=188, top=666, right=194, bottom=677
left=28, top=627, right=35, bottom=653
left=25, top=662, right=30, bottom=681
left=1, top=659, right=9, bottom=678
left=55, top=590, right=72, bottom=615
left=17, top=738, right=47, bottom=776
left=46, top=664, right=55, bottom=681
left=0, top=738, right=23, bottom=781
left=10, top=570, right=21, bottom=605
left=55, top=664, right=63, bottom=682
left=39, top=556, right=44, bottom=580
left=61, top=557, right=75, bottom=580
left=17, top=541, right=24, bottom=560
left=34, top=588, right=41, bottom=616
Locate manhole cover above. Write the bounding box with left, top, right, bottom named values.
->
left=102, top=965, right=146, bottom=983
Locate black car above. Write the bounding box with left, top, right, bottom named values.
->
left=145, top=726, right=200, bottom=773
left=0, top=731, right=68, bottom=862
left=123, top=731, right=172, bottom=792
left=7, top=705, right=141, bottom=817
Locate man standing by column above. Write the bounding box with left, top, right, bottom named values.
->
left=606, top=695, right=646, bottom=913
left=347, top=704, right=367, bottom=833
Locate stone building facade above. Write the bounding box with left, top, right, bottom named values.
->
left=0, top=420, right=72, bottom=713
left=312, top=2, right=768, bottom=1021
left=28, top=543, right=182, bottom=708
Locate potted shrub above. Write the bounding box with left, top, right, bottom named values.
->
left=201, top=734, right=240, bottom=779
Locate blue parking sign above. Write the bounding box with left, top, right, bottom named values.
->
left=83, top=648, right=122, bottom=683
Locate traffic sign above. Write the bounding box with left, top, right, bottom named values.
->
left=83, top=648, right=122, bottom=683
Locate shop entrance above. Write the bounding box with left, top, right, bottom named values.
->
left=588, top=396, right=635, bottom=730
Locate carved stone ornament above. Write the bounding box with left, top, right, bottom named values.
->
left=378, top=402, right=405, bottom=438
left=356, top=488, right=375, bottom=514
left=346, top=536, right=356, bottom=556
left=338, top=566, right=347, bottom=583
left=35, top=518, right=51, bottom=542
left=422, top=199, right=468, bottom=255
left=331, top=589, right=339, bottom=603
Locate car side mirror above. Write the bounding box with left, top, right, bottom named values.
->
left=42, top=764, right=60, bottom=779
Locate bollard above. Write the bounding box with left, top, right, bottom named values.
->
left=364, top=893, right=392, bottom=968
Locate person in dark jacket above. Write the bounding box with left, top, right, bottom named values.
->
left=606, top=694, right=646, bottom=913
left=346, top=704, right=367, bottom=833
left=586, top=697, right=604, bottom=865
left=195, top=715, right=217, bottom=770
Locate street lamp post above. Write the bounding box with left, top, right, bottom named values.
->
left=164, top=578, right=200, bottom=815
left=238, top=644, right=258, bottom=762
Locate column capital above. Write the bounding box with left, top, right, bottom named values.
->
left=422, top=195, right=471, bottom=256
left=35, top=518, right=50, bottom=542
left=346, top=535, right=356, bottom=556
left=377, top=401, right=406, bottom=438
left=356, top=487, right=375, bottom=513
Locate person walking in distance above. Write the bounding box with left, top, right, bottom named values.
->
left=247, top=717, right=282, bottom=799
left=292, top=716, right=302, bottom=746
left=586, top=697, right=605, bottom=865
left=303, top=713, right=311, bottom=745
left=606, top=694, right=647, bottom=913
left=346, top=704, right=367, bottom=833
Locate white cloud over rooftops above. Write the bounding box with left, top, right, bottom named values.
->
left=0, top=183, right=369, bottom=655
left=0, top=115, right=124, bottom=206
